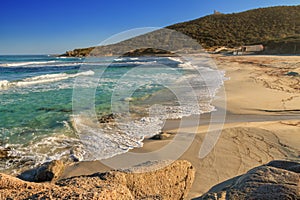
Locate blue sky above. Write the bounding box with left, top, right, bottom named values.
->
left=1, top=0, right=299, bottom=54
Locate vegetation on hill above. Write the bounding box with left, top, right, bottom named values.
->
left=61, top=5, right=300, bottom=56
left=167, top=5, right=300, bottom=48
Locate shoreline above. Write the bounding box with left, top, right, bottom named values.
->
left=60, top=54, right=300, bottom=198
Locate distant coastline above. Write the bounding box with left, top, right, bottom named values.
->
left=60, top=5, right=300, bottom=57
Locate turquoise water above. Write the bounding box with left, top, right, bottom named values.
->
left=0, top=55, right=224, bottom=172
left=0, top=55, right=184, bottom=170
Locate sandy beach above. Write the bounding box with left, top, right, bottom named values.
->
left=61, top=55, right=300, bottom=199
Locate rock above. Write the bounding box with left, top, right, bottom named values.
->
left=196, top=160, right=300, bottom=200
left=0, top=147, right=10, bottom=159
left=35, top=160, right=65, bottom=182
left=18, top=160, right=65, bottom=182
left=0, top=172, right=134, bottom=200
left=266, top=160, right=300, bottom=173
left=122, top=48, right=176, bottom=57
left=98, top=113, right=115, bottom=123
left=0, top=147, right=18, bottom=160
left=124, top=160, right=195, bottom=199
left=150, top=132, right=173, bottom=140
left=1, top=160, right=195, bottom=199
left=286, top=71, right=299, bottom=77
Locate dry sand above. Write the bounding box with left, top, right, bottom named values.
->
left=61, top=55, right=300, bottom=199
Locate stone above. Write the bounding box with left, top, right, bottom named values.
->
left=0, top=160, right=195, bottom=199
left=18, top=160, right=65, bottom=182
left=286, top=71, right=299, bottom=77
left=196, top=160, right=300, bottom=200
left=35, top=160, right=65, bottom=182
left=0, top=147, right=9, bottom=159
left=98, top=113, right=115, bottom=123
left=150, top=132, right=172, bottom=140
left=124, top=160, right=195, bottom=199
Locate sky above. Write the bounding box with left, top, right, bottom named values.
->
left=0, top=0, right=299, bottom=54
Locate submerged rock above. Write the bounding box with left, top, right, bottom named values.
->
left=196, top=160, right=300, bottom=200
left=1, top=160, right=195, bottom=199
left=0, top=147, right=10, bottom=159
left=98, top=113, right=116, bottom=123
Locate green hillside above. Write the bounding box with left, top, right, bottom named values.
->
left=167, top=5, right=300, bottom=48
left=61, top=5, right=300, bottom=56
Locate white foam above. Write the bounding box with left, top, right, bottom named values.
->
left=72, top=68, right=223, bottom=161
left=0, top=80, right=9, bottom=89
left=167, top=57, right=183, bottom=63
left=1, top=61, right=57, bottom=67
left=72, top=114, right=162, bottom=160
left=114, top=58, right=125, bottom=61
left=0, top=70, right=94, bottom=89
left=0, top=55, right=226, bottom=166
left=0, top=133, right=83, bottom=174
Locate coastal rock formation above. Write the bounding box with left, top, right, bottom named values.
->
left=18, top=160, right=65, bottom=182
left=122, top=48, right=175, bottom=57
left=150, top=132, right=173, bottom=140
left=34, top=160, right=65, bottom=182
left=0, top=160, right=195, bottom=199
left=0, top=147, right=11, bottom=159
left=196, top=160, right=300, bottom=200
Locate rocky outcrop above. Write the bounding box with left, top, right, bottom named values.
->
left=18, top=160, right=65, bottom=182
left=0, top=160, right=195, bottom=199
left=196, top=160, right=300, bottom=200
left=60, top=47, right=94, bottom=57
left=122, top=48, right=175, bottom=57
left=34, top=160, right=65, bottom=182
left=150, top=132, right=173, bottom=140
left=0, top=147, right=11, bottom=159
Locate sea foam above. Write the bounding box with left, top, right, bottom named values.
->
left=0, top=70, right=94, bottom=89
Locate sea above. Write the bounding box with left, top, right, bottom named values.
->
left=0, top=54, right=225, bottom=173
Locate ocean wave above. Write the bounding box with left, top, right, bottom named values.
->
left=113, top=57, right=139, bottom=62
left=0, top=55, right=226, bottom=167
left=0, top=80, right=10, bottom=89
left=72, top=114, right=160, bottom=160
left=0, top=62, right=85, bottom=68
left=71, top=63, right=225, bottom=161
left=1, top=61, right=57, bottom=67
left=113, top=58, right=125, bottom=62
left=0, top=60, right=159, bottom=68
left=167, top=56, right=199, bottom=69
left=0, top=133, right=83, bottom=174
left=167, top=57, right=183, bottom=63
left=0, top=70, right=94, bottom=89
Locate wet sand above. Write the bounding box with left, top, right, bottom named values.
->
left=61, top=55, right=300, bottom=199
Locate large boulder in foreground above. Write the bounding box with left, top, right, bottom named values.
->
left=18, top=160, right=65, bottom=182
left=0, top=160, right=195, bottom=200
left=196, top=160, right=300, bottom=200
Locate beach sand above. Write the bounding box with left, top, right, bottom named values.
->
left=61, top=55, right=300, bottom=199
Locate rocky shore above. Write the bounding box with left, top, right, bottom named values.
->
left=1, top=55, right=299, bottom=199
left=0, top=159, right=299, bottom=199
left=0, top=160, right=195, bottom=199
left=197, top=160, right=300, bottom=200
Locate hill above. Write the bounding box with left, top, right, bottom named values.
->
left=61, top=5, right=300, bottom=56
left=167, top=5, right=300, bottom=48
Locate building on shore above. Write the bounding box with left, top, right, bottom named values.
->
left=233, top=44, right=264, bottom=55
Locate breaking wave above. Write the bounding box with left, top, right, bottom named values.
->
left=0, top=70, right=94, bottom=89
